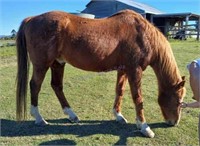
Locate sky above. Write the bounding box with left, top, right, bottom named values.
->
left=0, top=0, right=200, bottom=35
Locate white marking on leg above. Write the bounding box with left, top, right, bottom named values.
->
left=136, top=117, right=155, bottom=138
left=113, top=109, right=127, bottom=123
left=63, top=107, right=79, bottom=122
left=30, top=105, right=48, bottom=125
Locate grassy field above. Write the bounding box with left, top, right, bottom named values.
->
left=0, top=40, right=199, bottom=145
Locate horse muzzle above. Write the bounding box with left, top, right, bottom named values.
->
left=165, top=119, right=179, bottom=126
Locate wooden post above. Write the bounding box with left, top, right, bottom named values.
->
left=185, top=15, right=189, bottom=39
left=197, top=17, right=200, bottom=41
left=165, top=20, right=170, bottom=39
left=143, top=14, right=146, bottom=19
left=150, top=15, right=153, bottom=24
left=181, top=20, right=184, bottom=30
left=178, top=21, right=181, bottom=31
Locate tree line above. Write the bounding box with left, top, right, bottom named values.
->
left=0, top=29, right=17, bottom=40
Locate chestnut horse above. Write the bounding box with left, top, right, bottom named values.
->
left=16, top=10, right=186, bottom=138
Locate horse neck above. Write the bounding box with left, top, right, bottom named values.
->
left=150, top=36, right=182, bottom=92
left=136, top=17, right=182, bottom=93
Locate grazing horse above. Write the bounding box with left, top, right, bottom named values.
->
left=16, top=10, right=186, bottom=138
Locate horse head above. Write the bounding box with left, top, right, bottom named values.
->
left=158, top=77, right=186, bottom=126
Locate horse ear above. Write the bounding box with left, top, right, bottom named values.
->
left=181, top=76, right=185, bottom=81
left=175, top=80, right=185, bottom=91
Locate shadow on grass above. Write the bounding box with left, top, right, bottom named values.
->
left=1, top=118, right=169, bottom=145
left=39, top=139, right=76, bottom=145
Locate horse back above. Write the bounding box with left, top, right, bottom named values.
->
left=22, top=10, right=150, bottom=71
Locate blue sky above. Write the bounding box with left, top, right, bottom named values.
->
left=0, top=0, right=200, bottom=35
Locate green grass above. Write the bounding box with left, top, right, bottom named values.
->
left=0, top=40, right=200, bottom=145
left=0, top=39, right=16, bottom=58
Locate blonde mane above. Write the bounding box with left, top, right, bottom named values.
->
left=141, top=16, right=181, bottom=89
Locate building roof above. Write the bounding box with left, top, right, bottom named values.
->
left=83, top=0, right=163, bottom=16
left=153, top=12, right=200, bottom=21
left=116, top=0, right=163, bottom=14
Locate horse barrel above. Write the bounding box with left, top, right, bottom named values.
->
left=70, top=13, right=95, bottom=19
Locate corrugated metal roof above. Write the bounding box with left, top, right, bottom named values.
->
left=153, top=12, right=200, bottom=18
left=82, top=0, right=164, bottom=18
left=153, top=12, right=200, bottom=21
left=82, top=1, right=118, bottom=18
left=117, top=0, right=163, bottom=14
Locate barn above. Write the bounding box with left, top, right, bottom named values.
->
left=82, top=0, right=200, bottom=40
left=82, top=0, right=163, bottom=20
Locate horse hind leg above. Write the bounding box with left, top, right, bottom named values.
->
left=30, top=65, right=49, bottom=125
left=50, top=61, right=79, bottom=123
left=113, top=70, right=128, bottom=124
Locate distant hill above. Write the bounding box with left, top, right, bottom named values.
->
left=0, top=35, right=13, bottom=39
left=0, top=35, right=7, bottom=38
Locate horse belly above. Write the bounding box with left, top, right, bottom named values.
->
left=56, top=50, right=120, bottom=72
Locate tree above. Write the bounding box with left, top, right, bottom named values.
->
left=11, top=29, right=17, bottom=38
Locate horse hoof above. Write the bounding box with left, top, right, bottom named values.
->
left=69, top=116, right=79, bottom=123
left=35, top=119, right=49, bottom=126
left=116, top=116, right=128, bottom=124
left=140, top=127, right=155, bottom=138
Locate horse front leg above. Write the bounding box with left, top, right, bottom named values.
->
left=113, top=70, right=128, bottom=124
left=30, top=65, right=49, bottom=125
left=127, top=67, right=155, bottom=138
left=50, top=61, right=79, bottom=123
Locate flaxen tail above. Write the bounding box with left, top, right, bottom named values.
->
left=16, top=19, right=30, bottom=121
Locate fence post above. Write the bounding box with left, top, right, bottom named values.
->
left=197, top=17, right=200, bottom=41
left=185, top=15, right=189, bottom=38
